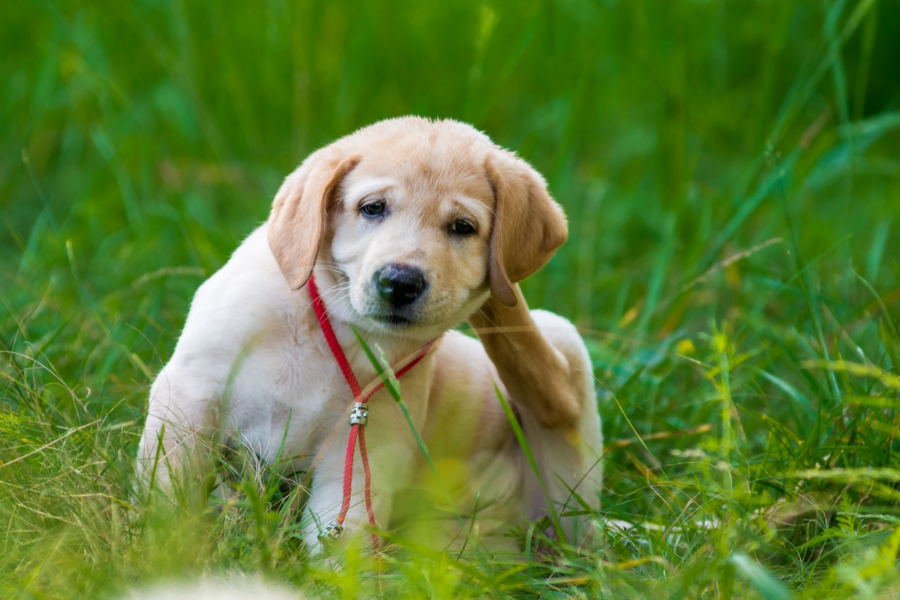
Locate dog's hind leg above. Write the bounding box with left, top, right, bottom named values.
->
left=469, top=286, right=602, bottom=546
left=519, top=309, right=602, bottom=546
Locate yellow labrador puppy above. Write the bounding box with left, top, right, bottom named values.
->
left=137, top=117, right=602, bottom=552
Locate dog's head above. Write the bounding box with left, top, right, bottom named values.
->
left=267, top=117, right=566, bottom=340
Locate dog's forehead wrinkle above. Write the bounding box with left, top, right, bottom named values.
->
left=344, top=177, right=399, bottom=203
left=344, top=128, right=494, bottom=201
left=446, top=195, right=492, bottom=218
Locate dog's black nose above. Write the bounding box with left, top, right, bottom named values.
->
left=375, top=264, right=427, bottom=308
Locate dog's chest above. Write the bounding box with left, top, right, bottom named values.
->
left=220, top=331, right=350, bottom=472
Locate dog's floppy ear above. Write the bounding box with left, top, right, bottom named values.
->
left=267, top=153, right=361, bottom=290
left=485, top=151, right=568, bottom=307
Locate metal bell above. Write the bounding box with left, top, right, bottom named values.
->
left=349, top=402, right=368, bottom=426
left=317, top=519, right=343, bottom=543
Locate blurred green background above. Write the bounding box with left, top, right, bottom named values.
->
left=3, top=2, right=899, bottom=333
left=3, top=0, right=899, bottom=422
left=3, top=0, right=900, bottom=597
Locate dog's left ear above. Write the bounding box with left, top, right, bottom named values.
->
left=267, top=152, right=361, bottom=290
left=485, top=151, right=568, bottom=307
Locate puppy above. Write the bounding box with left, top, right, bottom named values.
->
left=137, top=117, right=602, bottom=552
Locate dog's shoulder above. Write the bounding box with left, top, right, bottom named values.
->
left=169, top=223, right=298, bottom=368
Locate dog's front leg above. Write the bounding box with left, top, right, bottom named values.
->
left=469, top=285, right=603, bottom=544
left=304, top=388, right=428, bottom=553
left=137, top=366, right=220, bottom=509
left=303, top=434, right=392, bottom=553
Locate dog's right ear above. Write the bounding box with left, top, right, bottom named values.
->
left=267, top=153, right=361, bottom=290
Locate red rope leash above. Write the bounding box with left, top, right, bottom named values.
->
left=308, top=275, right=432, bottom=550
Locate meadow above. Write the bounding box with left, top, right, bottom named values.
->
left=2, top=0, right=900, bottom=597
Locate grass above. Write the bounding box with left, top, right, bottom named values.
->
left=3, top=0, right=900, bottom=597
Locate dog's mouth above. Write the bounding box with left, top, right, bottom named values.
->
left=370, top=312, right=414, bottom=327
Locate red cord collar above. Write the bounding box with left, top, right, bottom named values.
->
left=308, top=274, right=433, bottom=549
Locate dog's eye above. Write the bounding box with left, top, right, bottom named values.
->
left=450, top=219, right=475, bottom=235
left=360, top=201, right=386, bottom=217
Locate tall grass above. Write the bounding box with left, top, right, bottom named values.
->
left=2, top=0, right=900, bottom=597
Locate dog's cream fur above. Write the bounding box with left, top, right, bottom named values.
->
left=137, top=117, right=602, bottom=552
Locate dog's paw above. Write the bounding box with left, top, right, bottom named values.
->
left=532, top=389, right=580, bottom=430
